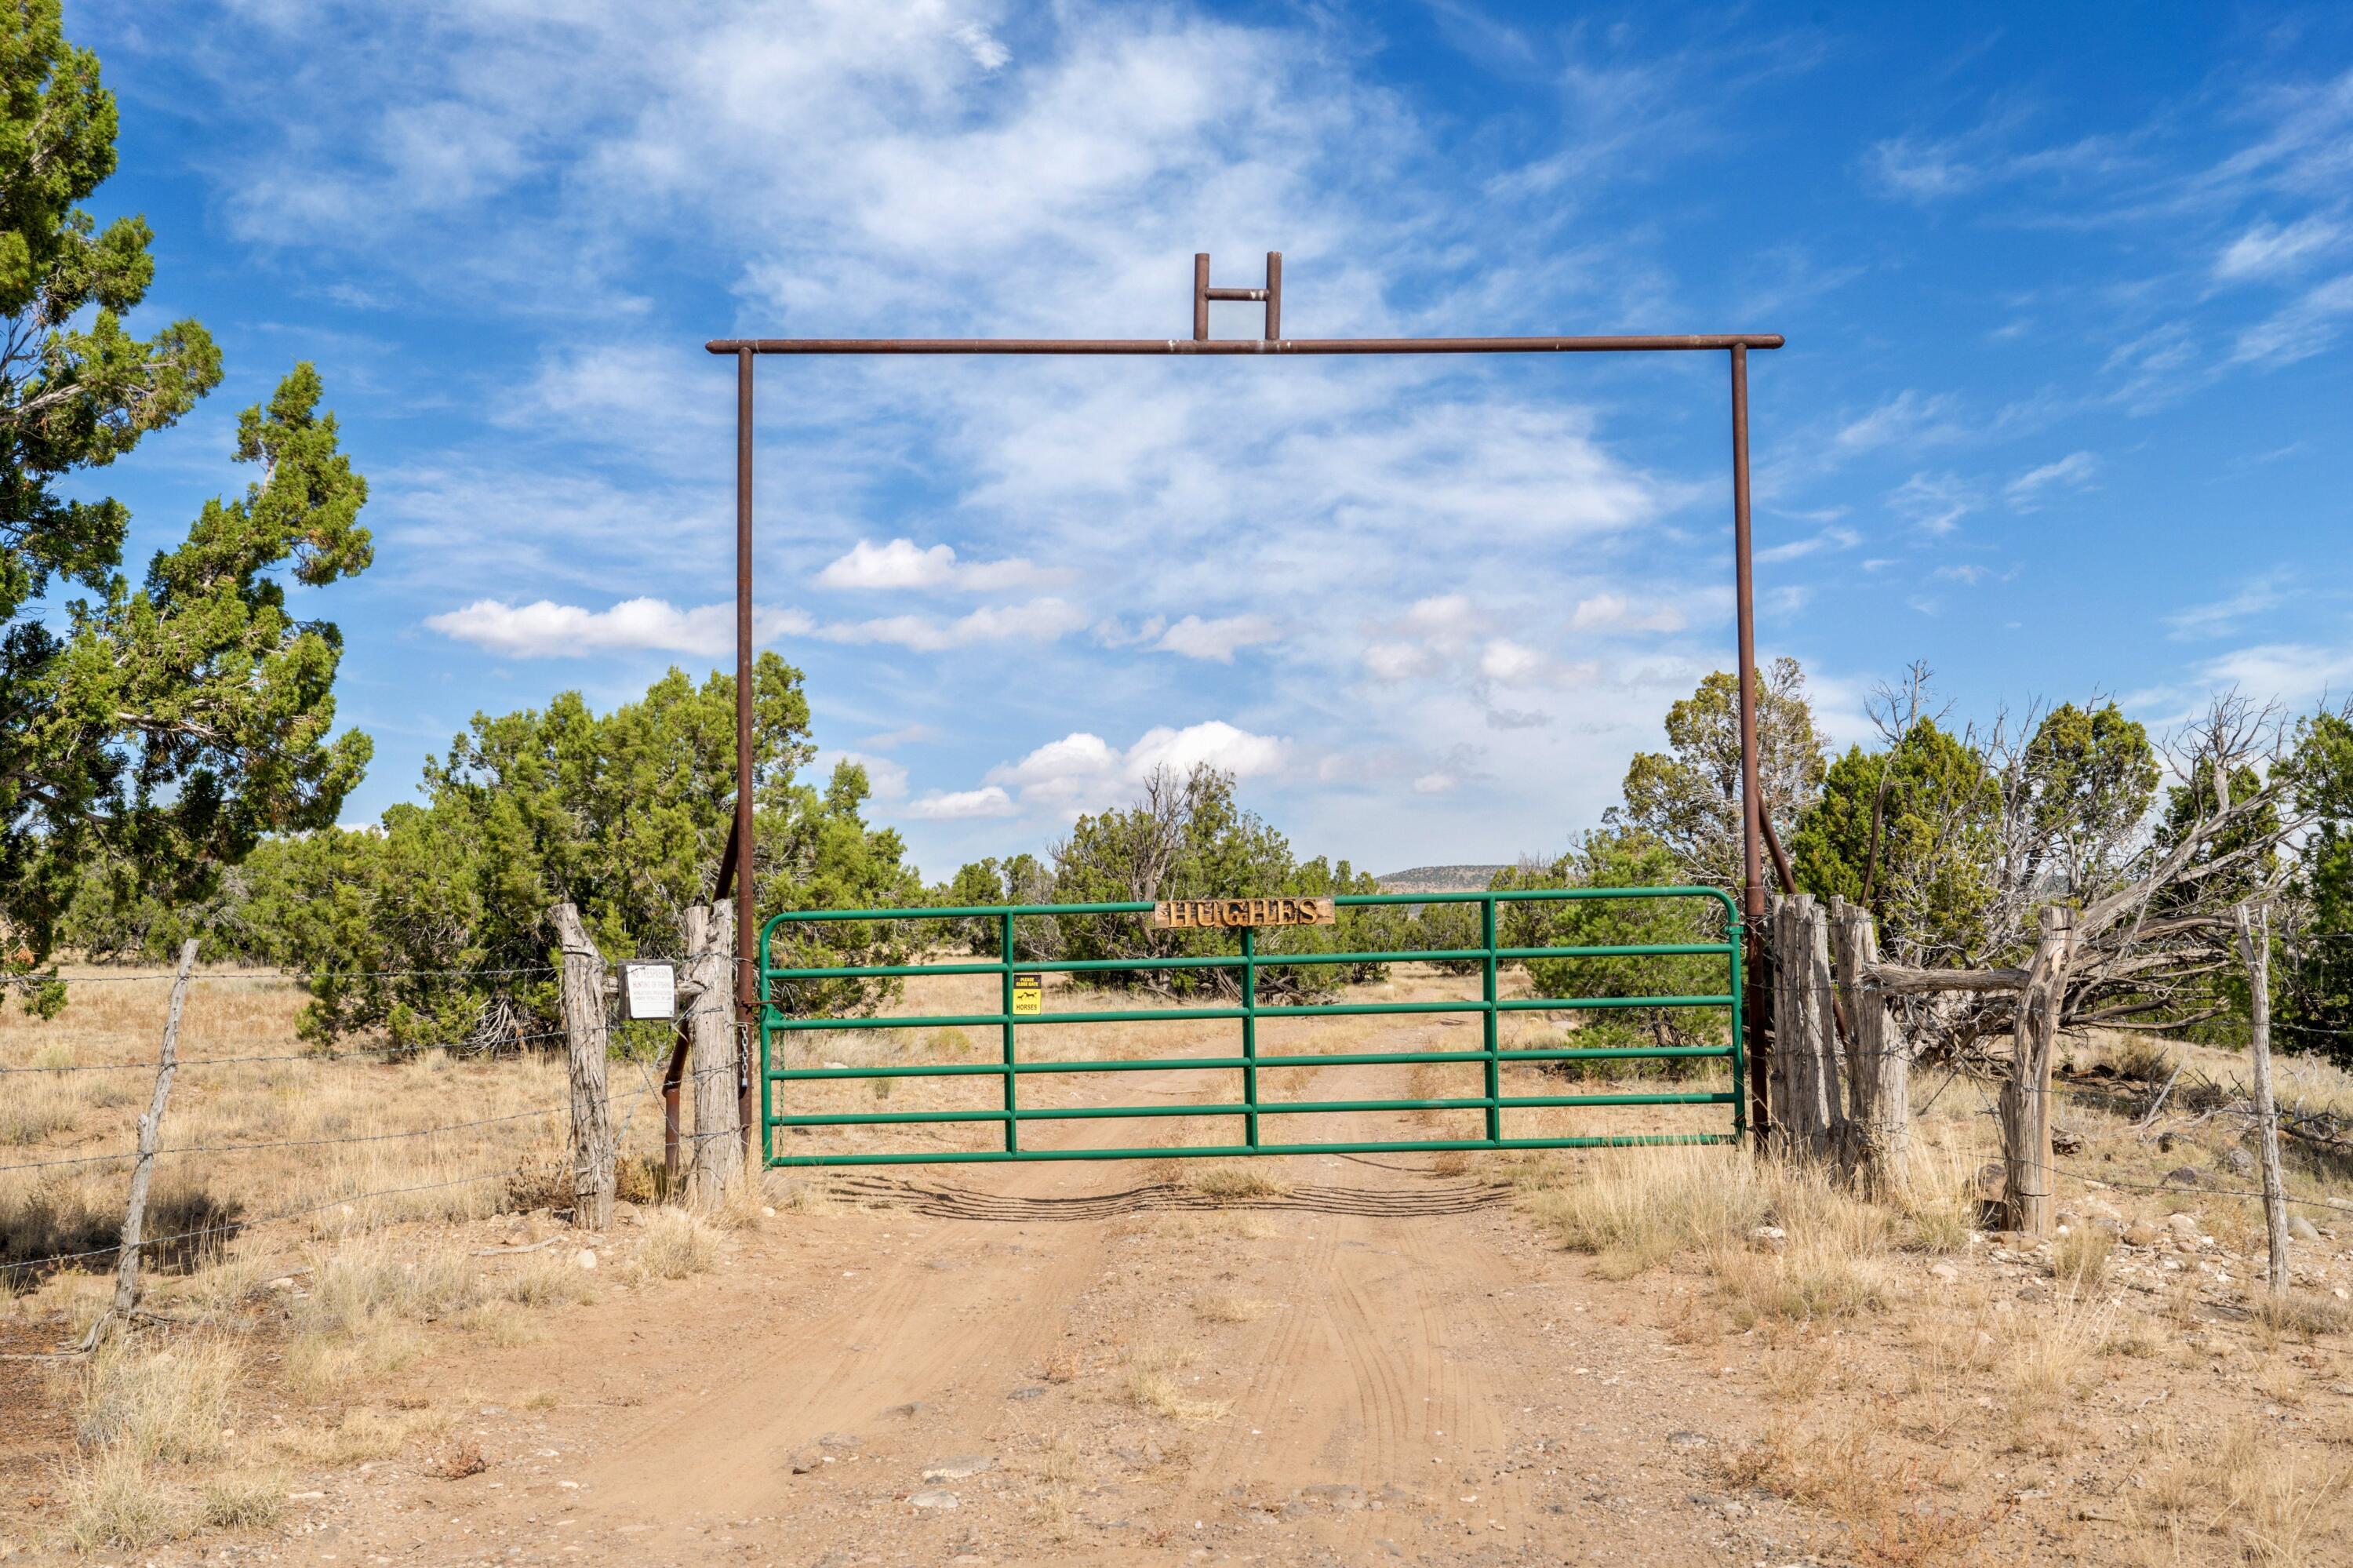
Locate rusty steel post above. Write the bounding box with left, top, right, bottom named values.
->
left=662, top=1024, right=689, bottom=1187
left=707, top=333, right=1781, bottom=356
left=734, top=346, right=757, bottom=1163
left=1730, top=344, right=1769, bottom=1150
left=708, top=254, right=1783, bottom=1159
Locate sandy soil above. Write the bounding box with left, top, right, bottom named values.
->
left=7, top=967, right=2351, bottom=1566
left=239, top=1067, right=1805, bottom=1568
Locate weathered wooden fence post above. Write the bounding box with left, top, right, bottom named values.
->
left=1769, top=896, right=1843, bottom=1159
left=2231, top=897, right=2290, bottom=1293
left=1999, top=904, right=2075, bottom=1234
left=686, top=900, right=744, bottom=1204
left=1831, top=898, right=1907, bottom=1195
left=86, top=938, right=200, bottom=1346
left=551, top=902, right=615, bottom=1231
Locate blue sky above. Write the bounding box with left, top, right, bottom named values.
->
left=66, top=2, right=2353, bottom=879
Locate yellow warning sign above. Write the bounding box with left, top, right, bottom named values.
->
left=1011, top=973, right=1043, bottom=1017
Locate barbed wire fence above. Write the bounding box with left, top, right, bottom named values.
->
left=0, top=914, right=754, bottom=1344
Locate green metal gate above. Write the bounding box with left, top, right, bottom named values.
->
left=759, top=887, right=1742, bottom=1167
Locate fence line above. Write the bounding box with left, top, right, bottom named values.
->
left=9, top=965, right=562, bottom=986
left=0, top=1092, right=655, bottom=1176
left=0, top=1029, right=575, bottom=1075
left=0, top=1155, right=577, bottom=1279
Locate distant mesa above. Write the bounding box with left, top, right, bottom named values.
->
left=1374, top=864, right=1507, bottom=894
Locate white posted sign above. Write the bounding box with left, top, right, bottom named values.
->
left=620, top=961, right=678, bottom=1022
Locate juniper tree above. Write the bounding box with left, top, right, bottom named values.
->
left=2, top=8, right=376, bottom=1009
left=1613, top=657, right=1827, bottom=893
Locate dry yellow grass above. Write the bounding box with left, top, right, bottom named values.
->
left=9, top=961, right=2352, bottom=1565
left=76, top=1336, right=242, bottom=1464
left=635, top=1208, right=720, bottom=1279
left=64, top=1443, right=187, bottom=1552
left=1, top=965, right=602, bottom=1312
left=1521, top=1142, right=1904, bottom=1326
left=1182, top=1163, right=1289, bottom=1202
left=1122, top=1343, right=1230, bottom=1424
left=2127, top=1415, right=2353, bottom=1566
left=2051, top=1224, right=2112, bottom=1291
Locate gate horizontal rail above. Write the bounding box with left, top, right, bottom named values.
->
left=760, top=886, right=1742, bottom=1167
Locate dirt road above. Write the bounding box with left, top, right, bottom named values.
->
left=310, top=1059, right=1812, bottom=1567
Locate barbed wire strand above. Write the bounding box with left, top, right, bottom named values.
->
left=6, top=965, right=562, bottom=986
left=0, top=1029, right=574, bottom=1075
left=0, top=1089, right=653, bottom=1175
left=0, top=1155, right=573, bottom=1279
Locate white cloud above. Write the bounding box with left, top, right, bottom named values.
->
left=423, top=597, right=809, bottom=657
left=858, top=722, right=942, bottom=750
left=816, top=537, right=1056, bottom=593
left=1127, top=721, right=1288, bottom=781
left=1478, top=639, right=1546, bottom=682
left=951, top=22, right=1009, bottom=71
left=816, top=598, right=1089, bottom=651
left=2004, top=451, right=2098, bottom=508
left=1362, top=641, right=1438, bottom=681
left=2190, top=642, right=2353, bottom=708
left=2164, top=574, right=2293, bottom=641
left=1361, top=594, right=1483, bottom=681
left=1864, top=134, right=1984, bottom=202
left=1753, top=526, right=1860, bottom=566
left=984, top=720, right=1288, bottom=814
left=1833, top=391, right=1962, bottom=454
left=2214, top=216, right=2344, bottom=281
left=1411, top=772, right=1457, bottom=795
left=907, top=786, right=1017, bottom=820
left=1153, top=614, right=1281, bottom=662
left=426, top=594, right=1088, bottom=657
left=2231, top=273, right=2353, bottom=366
left=1569, top=593, right=1687, bottom=634
left=1888, top=472, right=1976, bottom=536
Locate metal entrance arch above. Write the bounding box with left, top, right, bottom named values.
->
left=760, top=886, right=1740, bottom=1167
left=709, top=253, right=1784, bottom=1158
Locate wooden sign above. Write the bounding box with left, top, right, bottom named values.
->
left=1149, top=897, right=1337, bottom=930
left=1010, top=973, right=1043, bottom=1016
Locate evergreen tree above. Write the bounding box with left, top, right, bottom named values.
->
left=242, top=657, right=918, bottom=1046
left=2280, top=712, right=2353, bottom=1064
left=1791, top=718, right=1999, bottom=966
left=3, top=8, right=376, bottom=1011
left=1615, top=657, right=1827, bottom=893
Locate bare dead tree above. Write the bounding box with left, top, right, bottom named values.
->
left=1862, top=690, right=2341, bottom=1232
left=1881, top=692, right=2337, bottom=1060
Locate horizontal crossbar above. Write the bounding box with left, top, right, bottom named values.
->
left=769, top=1045, right=1733, bottom=1080
left=766, top=941, right=1733, bottom=980
left=767, top=1133, right=1737, bottom=1166
left=763, top=885, right=1739, bottom=925
left=772, top=1090, right=1734, bottom=1126
left=766, top=995, right=1733, bottom=1031
left=707, top=336, right=1783, bottom=357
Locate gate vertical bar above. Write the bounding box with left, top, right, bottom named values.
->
left=1001, top=911, right=1019, bottom=1154
left=1730, top=343, right=1770, bottom=1151
left=1727, top=915, right=1747, bottom=1142
left=734, top=346, right=758, bottom=1162
left=1241, top=926, right=1260, bottom=1148
left=1482, top=895, right=1501, bottom=1142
